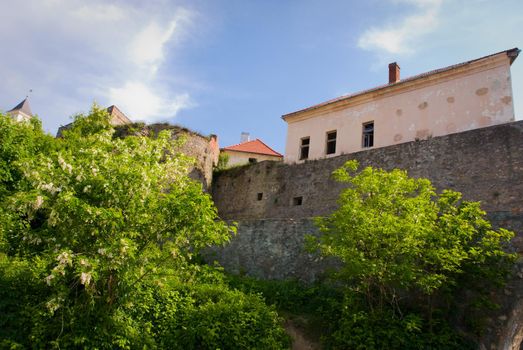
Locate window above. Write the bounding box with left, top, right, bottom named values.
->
left=293, top=196, right=303, bottom=206
left=326, top=130, right=337, bottom=155
left=248, top=158, right=257, bottom=164
left=362, top=122, right=374, bottom=148
left=300, top=137, right=310, bottom=160
left=257, top=193, right=263, bottom=201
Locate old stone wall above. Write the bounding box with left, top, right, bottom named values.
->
left=115, top=123, right=219, bottom=189
left=213, top=120, right=523, bottom=225
left=209, top=120, right=523, bottom=349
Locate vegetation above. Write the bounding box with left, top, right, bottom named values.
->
left=0, top=109, right=515, bottom=349
left=0, top=108, right=288, bottom=349
left=306, top=160, right=516, bottom=348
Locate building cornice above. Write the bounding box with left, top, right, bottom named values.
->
left=282, top=51, right=514, bottom=124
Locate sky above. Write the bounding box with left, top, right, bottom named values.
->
left=1, top=0, right=522, bottom=153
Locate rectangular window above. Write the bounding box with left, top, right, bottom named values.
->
left=362, top=122, right=374, bottom=148
left=293, top=196, right=303, bottom=206
left=299, top=137, right=310, bottom=160
left=248, top=158, right=257, bottom=164
left=326, top=130, right=337, bottom=155
left=257, top=193, right=263, bottom=201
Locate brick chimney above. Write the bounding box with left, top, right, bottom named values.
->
left=389, top=62, right=400, bottom=84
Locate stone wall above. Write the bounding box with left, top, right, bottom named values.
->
left=213, top=120, right=523, bottom=225
left=115, top=123, right=219, bottom=189
left=209, top=120, right=523, bottom=349
left=211, top=120, right=523, bottom=280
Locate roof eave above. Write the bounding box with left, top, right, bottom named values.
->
left=282, top=47, right=519, bottom=122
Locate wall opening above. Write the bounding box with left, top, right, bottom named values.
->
left=293, top=196, right=303, bottom=206
left=363, top=122, right=374, bottom=148
left=326, top=130, right=337, bottom=155
left=248, top=158, right=257, bottom=164
left=257, top=193, right=263, bottom=201
left=300, top=137, right=310, bottom=160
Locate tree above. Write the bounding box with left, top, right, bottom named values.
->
left=308, top=160, right=515, bottom=348
left=0, top=108, right=288, bottom=348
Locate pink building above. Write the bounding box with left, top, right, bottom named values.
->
left=282, top=48, right=520, bottom=163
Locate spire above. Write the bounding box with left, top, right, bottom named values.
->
left=8, top=97, right=33, bottom=117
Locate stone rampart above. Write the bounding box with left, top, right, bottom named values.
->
left=209, top=120, right=523, bottom=349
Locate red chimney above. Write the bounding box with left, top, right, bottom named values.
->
left=388, top=62, right=400, bottom=84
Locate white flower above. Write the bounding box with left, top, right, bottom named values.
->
left=80, top=272, right=92, bottom=286
left=58, top=156, right=73, bottom=173
left=45, top=274, right=54, bottom=286
left=33, top=196, right=44, bottom=210
left=56, top=251, right=72, bottom=266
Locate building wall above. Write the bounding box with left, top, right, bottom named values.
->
left=284, top=53, right=515, bottom=163
left=211, top=120, right=523, bottom=265
left=209, top=120, right=523, bottom=347
left=8, top=110, right=31, bottom=122
left=115, top=123, right=219, bottom=189
left=224, top=150, right=283, bottom=167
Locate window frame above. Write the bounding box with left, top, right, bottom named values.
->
left=299, top=137, right=310, bottom=160
left=362, top=121, right=374, bottom=148
left=325, top=130, right=337, bottom=155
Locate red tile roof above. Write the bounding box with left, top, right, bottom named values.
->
left=222, top=139, right=283, bottom=157
left=282, top=47, right=520, bottom=120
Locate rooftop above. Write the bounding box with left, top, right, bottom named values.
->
left=222, top=139, right=283, bottom=157
left=8, top=98, right=33, bottom=116
left=282, top=47, right=520, bottom=120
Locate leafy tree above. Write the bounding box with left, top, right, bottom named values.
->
left=308, top=160, right=515, bottom=348
left=0, top=108, right=288, bottom=348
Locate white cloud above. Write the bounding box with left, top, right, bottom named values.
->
left=358, top=0, right=442, bottom=55
left=0, top=1, right=196, bottom=132
left=109, top=82, right=193, bottom=122
left=129, top=9, right=192, bottom=75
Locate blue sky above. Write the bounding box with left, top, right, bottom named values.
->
left=1, top=0, right=522, bottom=153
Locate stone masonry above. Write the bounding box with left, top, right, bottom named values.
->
left=209, top=120, right=523, bottom=349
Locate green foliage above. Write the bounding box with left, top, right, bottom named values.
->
left=227, top=275, right=341, bottom=317
left=0, top=108, right=288, bottom=349
left=216, top=152, right=230, bottom=171
left=307, top=160, right=515, bottom=348
left=0, top=114, right=55, bottom=200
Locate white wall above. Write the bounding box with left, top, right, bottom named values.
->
left=284, top=53, right=515, bottom=163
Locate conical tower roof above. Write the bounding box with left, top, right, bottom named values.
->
left=8, top=98, right=33, bottom=117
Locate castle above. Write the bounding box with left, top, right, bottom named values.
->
left=209, top=48, right=523, bottom=349
left=4, top=47, right=523, bottom=348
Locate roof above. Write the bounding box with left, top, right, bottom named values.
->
left=222, top=139, right=283, bottom=157
left=282, top=47, right=520, bottom=120
left=107, top=105, right=132, bottom=125
left=56, top=105, right=132, bottom=137
left=8, top=98, right=32, bottom=116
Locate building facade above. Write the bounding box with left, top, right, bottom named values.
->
left=282, top=48, right=520, bottom=163
left=221, top=134, right=283, bottom=167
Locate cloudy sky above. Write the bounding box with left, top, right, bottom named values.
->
left=1, top=0, right=522, bottom=152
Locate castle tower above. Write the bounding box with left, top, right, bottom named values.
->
left=7, top=98, right=33, bottom=122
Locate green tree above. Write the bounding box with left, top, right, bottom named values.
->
left=0, top=108, right=288, bottom=348
left=308, top=160, right=515, bottom=348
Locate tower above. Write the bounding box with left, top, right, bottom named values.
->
left=7, top=98, right=33, bottom=122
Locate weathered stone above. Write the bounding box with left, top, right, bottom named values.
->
left=210, top=120, right=523, bottom=349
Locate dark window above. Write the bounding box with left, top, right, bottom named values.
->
left=326, top=130, right=337, bottom=155
left=362, top=122, right=374, bottom=148
left=300, top=137, right=310, bottom=160
left=248, top=158, right=257, bottom=164
left=257, top=193, right=263, bottom=200
left=293, top=196, right=303, bottom=206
